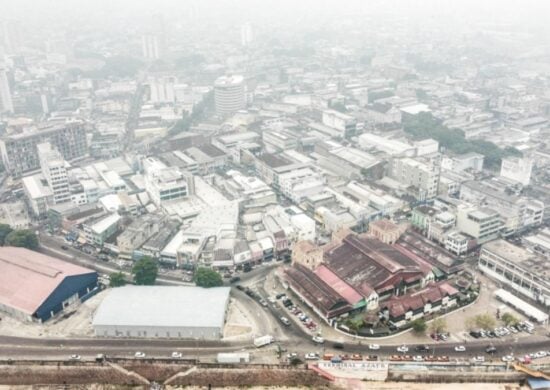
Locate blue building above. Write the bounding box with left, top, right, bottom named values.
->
left=0, top=247, right=98, bottom=322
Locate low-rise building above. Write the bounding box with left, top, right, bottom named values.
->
left=83, top=213, right=121, bottom=246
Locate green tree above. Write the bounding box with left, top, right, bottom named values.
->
left=411, top=318, right=427, bottom=334
left=429, top=317, right=447, bottom=334
left=194, top=267, right=223, bottom=288
left=0, top=224, right=13, bottom=245
left=109, top=272, right=127, bottom=287
left=473, top=314, right=497, bottom=330
left=132, top=256, right=158, bottom=285
left=501, top=313, right=519, bottom=327
left=5, top=229, right=39, bottom=249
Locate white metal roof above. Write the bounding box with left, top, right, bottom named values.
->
left=494, top=289, right=548, bottom=323
left=93, top=286, right=230, bottom=328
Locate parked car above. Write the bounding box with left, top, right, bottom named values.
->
left=501, top=355, right=514, bottom=362
left=305, top=352, right=319, bottom=360
left=369, top=344, right=380, bottom=350
left=171, top=352, right=182, bottom=358
left=397, top=345, right=409, bottom=353
left=413, top=355, right=424, bottom=362
left=280, top=317, right=291, bottom=326
left=312, top=335, right=324, bottom=344
left=69, top=355, right=81, bottom=360
left=134, top=352, right=146, bottom=358
left=471, top=356, right=485, bottom=363
left=229, top=276, right=241, bottom=284
left=61, top=245, right=69, bottom=250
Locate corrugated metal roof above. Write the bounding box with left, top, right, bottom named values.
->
left=0, top=247, right=96, bottom=315
left=92, top=286, right=230, bottom=328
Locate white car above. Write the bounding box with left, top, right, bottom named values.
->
left=534, top=351, right=547, bottom=359
left=412, top=355, right=424, bottom=362
left=501, top=355, right=514, bottom=362
left=134, top=352, right=146, bottom=358
left=69, top=354, right=81, bottom=361
left=454, top=345, right=466, bottom=352
left=305, top=352, right=319, bottom=360
left=471, top=356, right=485, bottom=363
left=369, top=344, right=380, bottom=350
left=286, top=352, right=298, bottom=360
left=312, top=335, right=325, bottom=344
left=171, top=352, right=182, bottom=358
left=397, top=345, right=409, bottom=353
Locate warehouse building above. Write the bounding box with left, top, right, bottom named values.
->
left=0, top=247, right=98, bottom=322
left=92, top=286, right=231, bottom=339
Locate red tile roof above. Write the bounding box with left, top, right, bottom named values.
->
left=0, top=247, right=96, bottom=315
left=315, top=265, right=366, bottom=304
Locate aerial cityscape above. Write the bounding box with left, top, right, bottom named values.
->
left=0, top=0, right=549, bottom=389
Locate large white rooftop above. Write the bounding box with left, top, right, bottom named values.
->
left=93, top=286, right=231, bottom=328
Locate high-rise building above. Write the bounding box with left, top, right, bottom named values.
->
left=214, top=75, right=245, bottom=116
left=141, top=34, right=159, bottom=60
left=1, top=20, right=22, bottom=55
left=0, top=121, right=87, bottom=177
left=0, top=64, right=13, bottom=113
left=148, top=76, right=176, bottom=103
left=37, top=142, right=70, bottom=204
left=240, top=22, right=253, bottom=47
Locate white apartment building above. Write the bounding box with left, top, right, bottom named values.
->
left=321, top=109, right=357, bottom=137
left=456, top=204, right=502, bottom=244
left=389, top=157, right=440, bottom=200
left=214, top=75, right=245, bottom=116
left=278, top=168, right=325, bottom=204
left=0, top=64, right=13, bottom=113
left=143, top=157, right=189, bottom=207
left=141, top=34, right=159, bottom=59
left=500, top=157, right=533, bottom=186
left=37, top=142, right=70, bottom=204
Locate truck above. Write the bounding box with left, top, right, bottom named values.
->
left=254, top=335, right=275, bottom=347
left=217, top=352, right=250, bottom=364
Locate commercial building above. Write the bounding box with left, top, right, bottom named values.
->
left=456, top=204, right=502, bottom=244
left=0, top=247, right=97, bottom=322
left=278, top=167, right=326, bottom=204
left=143, top=157, right=190, bottom=207
left=479, top=240, right=550, bottom=308
left=214, top=75, right=245, bottom=116
left=22, top=174, right=53, bottom=217
left=37, top=142, right=70, bottom=204
left=117, top=214, right=165, bottom=259
left=0, top=63, right=13, bottom=113
left=321, top=110, right=357, bottom=138
left=0, top=121, right=87, bottom=177
left=83, top=213, right=121, bottom=246
left=92, top=286, right=230, bottom=339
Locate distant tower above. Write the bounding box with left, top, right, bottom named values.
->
left=1, top=19, right=22, bottom=54
left=240, top=22, right=253, bottom=47
left=141, top=34, right=159, bottom=60
left=0, top=63, right=13, bottom=113
left=214, top=75, right=245, bottom=116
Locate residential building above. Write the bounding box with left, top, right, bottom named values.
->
left=500, top=157, right=533, bottom=186
left=141, top=34, right=159, bottom=59
left=143, top=157, right=190, bottom=207
left=117, top=214, right=164, bottom=259
left=278, top=167, right=325, bottom=204
left=388, top=157, right=440, bottom=200
left=37, top=142, right=70, bottom=204
left=0, top=63, right=13, bottom=113
left=83, top=213, right=121, bottom=246
left=456, top=204, right=502, bottom=244
left=22, top=174, right=53, bottom=217
left=214, top=75, right=245, bottom=116
left=0, top=121, right=87, bottom=177
left=321, top=110, right=357, bottom=138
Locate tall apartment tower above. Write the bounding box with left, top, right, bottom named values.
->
left=37, top=142, right=70, bottom=204
left=0, top=64, right=13, bottom=113
left=141, top=34, right=160, bottom=60
left=214, top=75, right=245, bottom=116
left=240, top=22, right=253, bottom=47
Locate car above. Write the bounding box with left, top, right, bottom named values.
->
left=268, top=297, right=276, bottom=304
left=415, top=345, right=430, bottom=353
left=229, top=276, right=241, bottom=284
left=369, top=344, right=380, bottom=350
left=397, top=345, right=409, bottom=353
left=534, top=351, right=547, bottom=359
left=61, top=245, right=69, bottom=250
left=485, top=346, right=497, bottom=354
left=412, top=355, right=424, bottom=362
left=171, top=352, right=182, bottom=358
left=350, top=354, right=363, bottom=361
left=471, top=356, right=485, bottom=363
left=235, top=285, right=244, bottom=291
left=276, top=293, right=286, bottom=299
left=305, top=352, right=319, bottom=360
left=454, top=346, right=466, bottom=352
left=286, top=352, right=298, bottom=360
left=259, top=299, right=268, bottom=307
left=312, top=335, right=325, bottom=344
left=134, top=352, right=146, bottom=358
left=280, top=316, right=291, bottom=326
left=501, top=355, right=514, bottom=362
left=333, top=342, right=344, bottom=350
left=69, top=354, right=81, bottom=361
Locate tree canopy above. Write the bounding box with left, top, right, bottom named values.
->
left=0, top=224, right=13, bottom=245
left=132, top=256, right=158, bottom=285
left=501, top=313, right=519, bottom=327
left=5, top=229, right=39, bottom=249
left=429, top=317, right=447, bottom=334
left=469, top=313, right=497, bottom=330
left=403, top=112, right=522, bottom=170
left=109, top=272, right=127, bottom=288
left=411, top=318, right=427, bottom=334
left=194, top=267, right=223, bottom=288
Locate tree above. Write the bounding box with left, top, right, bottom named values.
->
left=132, top=256, right=158, bottom=285
left=411, top=318, right=427, bottom=334
left=429, top=317, right=448, bottom=334
left=473, top=314, right=497, bottom=330
left=194, top=267, right=223, bottom=288
left=0, top=224, right=13, bottom=245
left=109, top=272, right=127, bottom=287
left=501, top=313, right=519, bottom=327
left=5, top=229, right=39, bottom=249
